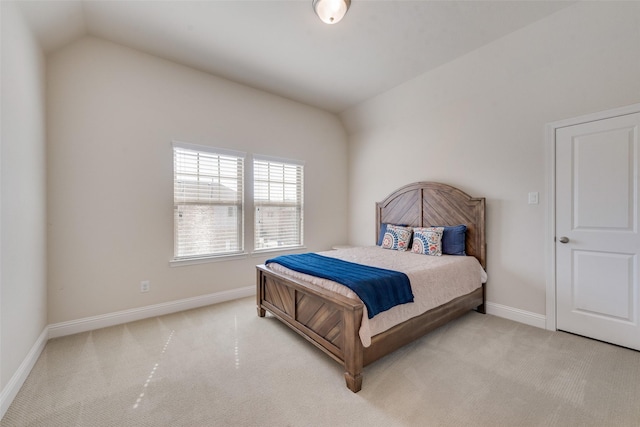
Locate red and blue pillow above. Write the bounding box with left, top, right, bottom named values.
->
left=380, top=224, right=412, bottom=251
left=411, top=227, right=444, bottom=256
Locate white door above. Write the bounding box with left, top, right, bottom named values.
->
left=556, top=111, right=640, bottom=351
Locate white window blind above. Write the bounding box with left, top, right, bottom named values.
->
left=254, top=156, right=304, bottom=251
left=173, top=143, right=244, bottom=259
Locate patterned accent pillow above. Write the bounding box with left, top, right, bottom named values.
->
left=381, top=224, right=413, bottom=251
left=411, top=227, right=444, bottom=256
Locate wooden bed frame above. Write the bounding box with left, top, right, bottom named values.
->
left=256, top=182, right=486, bottom=392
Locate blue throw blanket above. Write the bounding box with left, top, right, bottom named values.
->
left=265, top=253, right=414, bottom=318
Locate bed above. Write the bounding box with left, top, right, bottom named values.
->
left=256, top=181, right=486, bottom=392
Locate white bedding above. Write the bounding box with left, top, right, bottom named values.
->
left=267, top=246, right=487, bottom=347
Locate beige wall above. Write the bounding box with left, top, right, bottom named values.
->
left=0, top=1, right=48, bottom=392
left=46, top=37, right=348, bottom=324
left=341, top=2, right=640, bottom=316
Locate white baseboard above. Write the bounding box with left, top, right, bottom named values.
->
left=48, top=286, right=255, bottom=339
left=0, top=327, right=49, bottom=419
left=485, top=302, right=547, bottom=329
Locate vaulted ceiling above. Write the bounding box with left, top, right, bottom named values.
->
left=16, top=1, right=572, bottom=113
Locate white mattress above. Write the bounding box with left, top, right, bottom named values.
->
left=267, top=246, right=488, bottom=347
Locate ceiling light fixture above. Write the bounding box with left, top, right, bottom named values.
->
left=312, top=0, right=351, bottom=25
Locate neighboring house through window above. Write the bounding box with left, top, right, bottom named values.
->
left=173, top=142, right=245, bottom=259
left=253, top=155, right=304, bottom=251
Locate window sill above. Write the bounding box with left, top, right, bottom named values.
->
left=169, top=252, right=249, bottom=267
left=251, top=246, right=307, bottom=258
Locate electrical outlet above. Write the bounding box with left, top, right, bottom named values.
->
left=140, top=280, right=150, bottom=293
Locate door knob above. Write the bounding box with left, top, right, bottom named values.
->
left=558, top=236, right=569, bottom=244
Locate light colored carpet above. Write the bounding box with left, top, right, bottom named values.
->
left=3, top=296, right=640, bottom=426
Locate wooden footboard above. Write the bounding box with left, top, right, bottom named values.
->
left=257, top=264, right=484, bottom=392
left=257, top=264, right=365, bottom=392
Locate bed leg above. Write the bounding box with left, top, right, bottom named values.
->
left=476, top=285, right=486, bottom=314
left=343, top=305, right=364, bottom=392
left=345, top=372, right=362, bottom=393
left=256, top=269, right=266, bottom=317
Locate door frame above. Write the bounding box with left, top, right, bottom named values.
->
left=545, top=102, right=640, bottom=331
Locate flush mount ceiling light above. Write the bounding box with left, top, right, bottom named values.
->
left=312, top=0, right=351, bottom=24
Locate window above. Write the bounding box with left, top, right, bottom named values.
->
left=254, top=156, right=304, bottom=251
left=173, top=142, right=244, bottom=259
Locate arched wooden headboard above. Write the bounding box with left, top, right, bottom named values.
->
left=375, top=182, right=486, bottom=269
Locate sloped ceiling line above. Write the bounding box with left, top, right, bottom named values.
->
left=15, top=0, right=572, bottom=113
